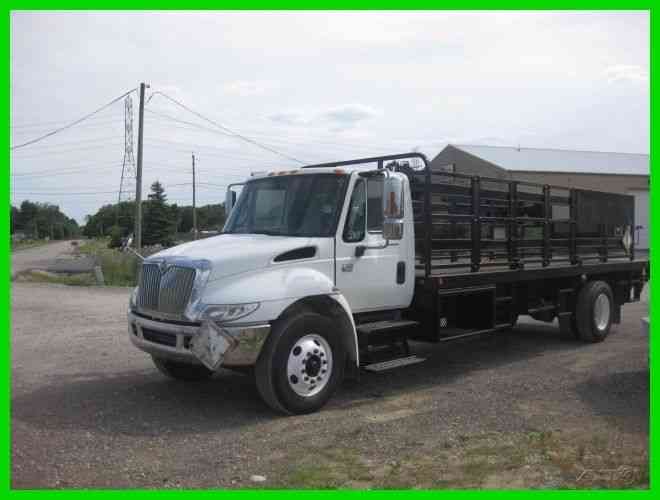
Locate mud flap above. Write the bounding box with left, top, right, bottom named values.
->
left=190, top=321, right=233, bottom=371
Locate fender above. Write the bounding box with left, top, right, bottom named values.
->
left=200, top=265, right=336, bottom=323
left=274, top=292, right=359, bottom=370
left=199, top=263, right=359, bottom=368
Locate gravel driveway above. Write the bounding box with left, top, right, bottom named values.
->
left=11, top=282, right=649, bottom=489
left=11, top=240, right=77, bottom=278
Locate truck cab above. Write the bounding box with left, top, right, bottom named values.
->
left=128, top=155, right=415, bottom=414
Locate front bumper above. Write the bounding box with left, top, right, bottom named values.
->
left=127, top=311, right=270, bottom=368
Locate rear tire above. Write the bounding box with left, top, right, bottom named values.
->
left=575, top=281, right=614, bottom=342
left=255, top=311, right=346, bottom=415
left=558, top=314, right=581, bottom=340
left=152, top=357, right=214, bottom=381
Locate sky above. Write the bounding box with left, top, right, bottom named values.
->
left=10, top=11, right=649, bottom=224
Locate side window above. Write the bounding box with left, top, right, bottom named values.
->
left=367, top=177, right=384, bottom=232
left=343, top=179, right=366, bottom=242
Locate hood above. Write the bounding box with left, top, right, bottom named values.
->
left=149, top=233, right=319, bottom=281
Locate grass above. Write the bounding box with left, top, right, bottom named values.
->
left=15, top=270, right=97, bottom=286
left=11, top=238, right=137, bottom=287
left=11, top=239, right=51, bottom=251
left=76, top=238, right=109, bottom=254
left=78, top=238, right=139, bottom=287
left=95, top=249, right=139, bottom=286
left=275, top=448, right=374, bottom=489
left=267, top=430, right=648, bottom=490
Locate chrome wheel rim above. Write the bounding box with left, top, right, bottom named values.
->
left=286, top=334, right=333, bottom=397
left=594, top=293, right=611, bottom=331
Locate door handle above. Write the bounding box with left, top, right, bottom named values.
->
left=341, top=263, right=354, bottom=272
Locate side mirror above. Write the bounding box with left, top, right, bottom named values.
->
left=382, top=175, right=404, bottom=240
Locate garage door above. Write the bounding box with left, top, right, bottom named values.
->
left=628, top=190, right=649, bottom=251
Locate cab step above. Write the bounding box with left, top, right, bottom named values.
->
left=357, top=319, right=420, bottom=364
left=363, top=355, right=426, bottom=373
left=356, top=319, right=420, bottom=335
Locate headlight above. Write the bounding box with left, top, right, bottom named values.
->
left=203, top=303, right=260, bottom=324
left=129, top=286, right=139, bottom=310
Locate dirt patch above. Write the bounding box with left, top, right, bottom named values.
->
left=14, top=269, right=97, bottom=286
left=268, top=430, right=648, bottom=489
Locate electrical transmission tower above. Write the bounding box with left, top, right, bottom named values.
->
left=118, top=96, right=137, bottom=203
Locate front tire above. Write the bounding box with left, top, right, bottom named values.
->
left=152, top=357, right=214, bottom=381
left=575, top=280, right=614, bottom=342
left=255, top=311, right=346, bottom=415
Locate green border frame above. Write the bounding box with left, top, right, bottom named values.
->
left=4, top=3, right=655, bottom=494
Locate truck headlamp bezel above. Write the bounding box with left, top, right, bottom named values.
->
left=202, top=303, right=260, bottom=324
left=129, top=286, right=139, bottom=311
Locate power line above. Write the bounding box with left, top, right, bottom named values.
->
left=10, top=141, right=123, bottom=158
left=12, top=164, right=121, bottom=178
left=146, top=90, right=306, bottom=165
left=146, top=108, right=218, bottom=135
left=10, top=110, right=122, bottom=129
left=168, top=181, right=226, bottom=188
left=11, top=87, right=136, bottom=150
left=14, top=183, right=230, bottom=196
left=11, top=158, right=212, bottom=177
left=144, top=136, right=297, bottom=163
left=145, top=108, right=398, bottom=158
left=144, top=107, right=402, bottom=152
left=13, top=189, right=120, bottom=196
left=10, top=135, right=121, bottom=151
left=11, top=121, right=125, bottom=139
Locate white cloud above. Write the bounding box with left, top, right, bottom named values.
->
left=269, top=104, right=380, bottom=130
left=604, top=64, right=649, bottom=84
left=320, top=104, right=379, bottom=125
left=221, top=80, right=278, bottom=97
left=268, top=111, right=308, bottom=126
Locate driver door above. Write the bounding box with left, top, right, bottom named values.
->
left=335, top=175, right=414, bottom=313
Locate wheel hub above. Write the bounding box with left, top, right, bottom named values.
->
left=305, top=355, right=322, bottom=376
left=594, top=293, right=611, bottom=331
left=287, top=334, right=333, bottom=397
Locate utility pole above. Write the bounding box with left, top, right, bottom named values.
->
left=135, top=82, right=148, bottom=250
left=192, top=153, right=197, bottom=240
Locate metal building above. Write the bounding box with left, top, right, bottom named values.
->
left=431, top=144, right=650, bottom=251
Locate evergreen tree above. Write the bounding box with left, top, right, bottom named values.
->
left=80, top=188, right=227, bottom=242
left=82, top=201, right=134, bottom=238
left=142, top=181, right=176, bottom=246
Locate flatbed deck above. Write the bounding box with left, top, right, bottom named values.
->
left=416, top=257, right=647, bottom=287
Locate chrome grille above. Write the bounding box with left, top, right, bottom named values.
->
left=137, top=262, right=196, bottom=317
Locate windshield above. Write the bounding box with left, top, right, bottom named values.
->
left=224, top=174, right=348, bottom=237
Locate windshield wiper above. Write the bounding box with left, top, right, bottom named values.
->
left=252, top=229, right=283, bottom=236
left=221, top=229, right=283, bottom=236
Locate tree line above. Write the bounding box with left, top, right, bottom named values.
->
left=10, top=200, right=80, bottom=240
left=82, top=181, right=227, bottom=247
